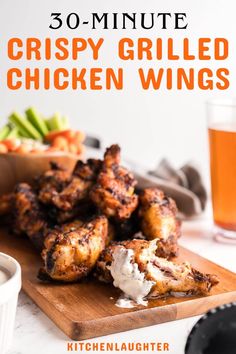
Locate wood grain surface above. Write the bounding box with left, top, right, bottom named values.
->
left=0, top=153, right=78, bottom=195
left=0, top=228, right=236, bottom=340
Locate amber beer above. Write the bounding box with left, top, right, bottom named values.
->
left=209, top=123, right=236, bottom=232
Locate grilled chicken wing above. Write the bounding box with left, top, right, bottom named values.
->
left=39, top=216, right=108, bottom=282
left=52, top=159, right=102, bottom=211
left=36, top=162, right=71, bottom=205
left=0, top=194, right=13, bottom=216
left=90, top=145, right=138, bottom=220
left=96, top=239, right=218, bottom=302
left=13, top=183, right=48, bottom=250
left=112, top=213, right=140, bottom=241
left=139, top=187, right=181, bottom=258
left=51, top=200, right=96, bottom=224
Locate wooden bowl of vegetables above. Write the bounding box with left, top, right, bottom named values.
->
left=0, top=107, right=85, bottom=195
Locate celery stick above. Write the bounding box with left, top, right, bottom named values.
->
left=6, top=126, right=19, bottom=139
left=45, top=117, right=56, bottom=131
left=9, top=113, right=34, bottom=139
left=61, top=115, right=70, bottom=129
left=45, top=112, right=64, bottom=131
left=17, top=129, right=29, bottom=138
left=9, top=112, right=43, bottom=140
left=9, top=117, right=31, bottom=138
left=0, top=125, right=10, bottom=140
left=45, top=118, right=53, bottom=131
left=52, top=112, right=64, bottom=131
left=26, top=107, right=48, bottom=136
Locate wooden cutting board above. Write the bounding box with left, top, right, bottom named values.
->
left=1, top=228, right=236, bottom=341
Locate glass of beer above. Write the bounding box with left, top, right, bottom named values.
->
left=207, top=99, right=236, bottom=240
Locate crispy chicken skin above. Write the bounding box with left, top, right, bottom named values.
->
left=107, top=222, right=116, bottom=245
left=0, top=194, right=13, bottom=216
left=13, top=183, right=48, bottom=250
left=52, top=200, right=97, bottom=224
left=90, top=145, right=138, bottom=220
left=139, top=187, right=181, bottom=258
left=37, top=159, right=102, bottom=213
left=52, top=159, right=102, bottom=211
left=36, top=162, right=71, bottom=205
left=39, top=216, right=108, bottom=282
left=96, top=239, right=219, bottom=296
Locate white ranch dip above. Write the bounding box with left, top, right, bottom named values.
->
left=109, top=247, right=154, bottom=307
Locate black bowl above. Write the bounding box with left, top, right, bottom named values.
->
left=185, top=302, right=236, bottom=354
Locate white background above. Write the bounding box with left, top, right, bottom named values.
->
left=0, top=0, right=236, bottom=177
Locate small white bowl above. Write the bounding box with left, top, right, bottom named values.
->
left=0, top=253, right=21, bottom=354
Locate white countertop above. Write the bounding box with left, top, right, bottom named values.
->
left=8, top=213, right=236, bottom=354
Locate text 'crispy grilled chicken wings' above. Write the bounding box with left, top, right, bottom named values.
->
left=52, top=159, right=102, bottom=211
left=139, top=187, right=181, bottom=258
left=90, top=145, right=138, bottom=220
left=13, top=183, right=48, bottom=250
left=96, top=239, right=218, bottom=304
left=39, top=216, right=108, bottom=282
